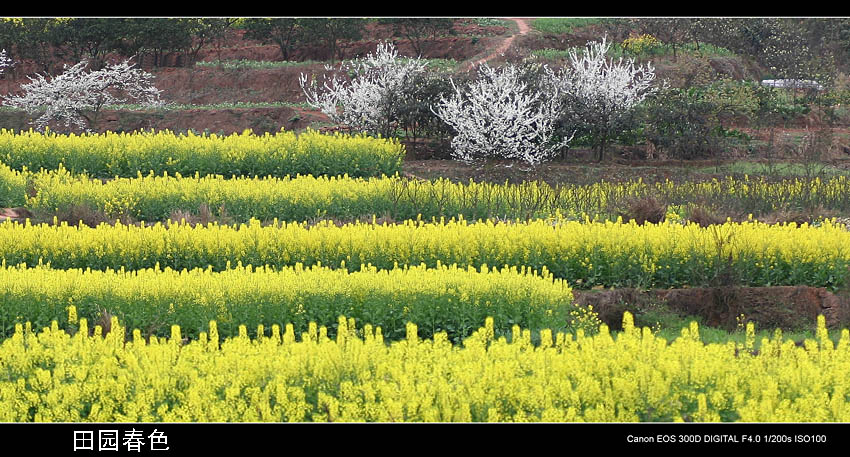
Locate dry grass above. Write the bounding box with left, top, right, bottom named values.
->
left=756, top=205, right=841, bottom=226
left=43, top=204, right=135, bottom=228
left=686, top=205, right=725, bottom=227
left=94, top=309, right=115, bottom=337
left=168, top=203, right=233, bottom=227
left=304, top=212, right=400, bottom=228
left=617, top=195, right=667, bottom=225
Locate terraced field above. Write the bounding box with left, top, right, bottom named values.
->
left=3, top=18, right=850, bottom=426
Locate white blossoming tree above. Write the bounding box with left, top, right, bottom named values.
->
left=300, top=42, right=427, bottom=138
left=0, top=50, right=12, bottom=76
left=2, top=58, right=164, bottom=133
left=432, top=62, right=571, bottom=166
left=552, top=37, right=659, bottom=162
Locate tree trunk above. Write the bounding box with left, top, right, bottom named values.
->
left=596, top=138, right=607, bottom=162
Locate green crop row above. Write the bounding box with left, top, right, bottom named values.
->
left=0, top=263, right=588, bottom=343
left=10, top=165, right=850, bottom=223
left=0, top=162, right=26, bottom=207
left=23, top=168, right=591, bottom=223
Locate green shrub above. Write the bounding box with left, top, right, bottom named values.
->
left=531, top=18, right=602, bottom=35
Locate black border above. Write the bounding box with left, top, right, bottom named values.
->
left=2, top=422, right=849, bottom=453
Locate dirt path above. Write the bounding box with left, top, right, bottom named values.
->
left=466, top=18, right=533, bottom=70
left=0, top=207, right=31, bottom=223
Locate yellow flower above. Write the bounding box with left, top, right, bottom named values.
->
left=67, top=305, right=78, bottom=325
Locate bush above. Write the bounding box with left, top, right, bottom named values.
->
left=617, top=195, right=667, bottom=225
left=640, top=87, right=734, bottom=159
left=0, top=162, right=27, bottom=207
left=395, top=70, right=458, bottom=156
left=621, top=34, right=664, bottom=56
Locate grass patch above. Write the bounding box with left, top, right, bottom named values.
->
left=470, top=18, right=513, bottom=28
left=194, top=57, right=462, bottom=73
left=697, top=161, right=850, bottom=178
left=110, top=101, right=313, bottom=111
left=531, top=41, right=735, bottom=63
left=194, top=59, right=325, bottom=70
left=419, top=58, right=462, bottom=73
left=607, top=41, right=736, bottom=59
left=630, top=302, right=843, bottom=350
left=529, top=48, right=573, bottom=61
left=531, top=18, right=602, bottom=35
left=0, top=102, right=315, bottom=113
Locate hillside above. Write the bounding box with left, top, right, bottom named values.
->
left=0, top=18, right=767, bottom=138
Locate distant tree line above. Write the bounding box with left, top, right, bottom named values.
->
left=0, top=18, right=239, bottom=72
left=0, top=18, right=459, bottom=75
left=242, top=18, right=367, bottom=64
left=602, top=18, right=845, bottom=84
left=241, top=18, right=455, bottom=63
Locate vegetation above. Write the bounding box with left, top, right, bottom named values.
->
left=12, top=168, right=850, bottom=224
left=1, top=217, right=848, bottom=290
left=2, top=313, right=849, bottom=422
left=3, top=18, right=850, bottom=426
left=0, top=129, right=405, bottom=179
left=0, top=262, right=587, bottom=343
left=530, top=18, right=603, bottom=35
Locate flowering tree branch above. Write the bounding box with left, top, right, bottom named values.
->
left=300, top=42, right=428, bottom=138
left=553, top=37, right=659, bottom=161
left=2, top=58, right=164, bottom=133
left=432, top=62, right=571, bottom=167
left=0, top=49, right=12, bottom=76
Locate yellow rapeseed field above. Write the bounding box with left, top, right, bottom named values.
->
left=1, top=314, right=848, bottom=422
left=0, top=217, right=847, bottom=288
